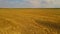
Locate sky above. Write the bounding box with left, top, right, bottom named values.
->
left=0, top=0, right=60, bottom=8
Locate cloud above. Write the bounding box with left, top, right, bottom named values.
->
left=0, top=0, right=40, bottom=8
left=0, top=0, right=60, bottom=8
left=0, top=0, right=34, bottom=8
left=24, top=0, right=40, bottom=7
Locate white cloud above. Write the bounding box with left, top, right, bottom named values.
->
left=25, top=0, right=40, bottom=7
left=0, top=0, right=60, bottom=8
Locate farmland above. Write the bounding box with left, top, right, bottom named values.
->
left=0, top=8, right=60, bottom=34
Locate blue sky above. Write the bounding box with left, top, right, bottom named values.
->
left=0, top=0, right=60, bottom=8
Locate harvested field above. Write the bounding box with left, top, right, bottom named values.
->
left=0, top=8, right=60, bottom=34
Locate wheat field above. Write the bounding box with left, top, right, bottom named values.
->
left=0, top=8, right=60, bottom=34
